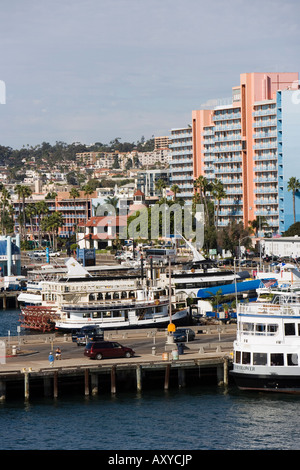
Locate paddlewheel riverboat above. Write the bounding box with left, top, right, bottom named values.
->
left=19, top=305, right=60, bottom=332
left=20, top=257, right=190, bottom=332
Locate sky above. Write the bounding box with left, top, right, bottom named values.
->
left=1, top=0, right=300, bottom=149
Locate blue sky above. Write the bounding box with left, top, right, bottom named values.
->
left=1, top=0, right=300, bottom=149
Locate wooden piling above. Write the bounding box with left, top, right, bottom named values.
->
left=53, top=371, right=58, bottom=398
left=164, top=364, right=170, bottom=390
left=84, top=369, right=89, bottom=396
left=136, top=365, right=142, bottom=392
left=24, top=372, right=29, bottom=400
left=0, top=380, right=6, bottom=401
left=178, top=368, right=186, bottom=388
left=224, top=357, right=229, bottom=386
left=90, top=373, right=98, bottom=396
left=111, top=365, right=116, bottom=394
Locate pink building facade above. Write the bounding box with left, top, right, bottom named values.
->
left=192, top=72, right=300, bottom=235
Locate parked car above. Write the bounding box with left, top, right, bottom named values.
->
left=72, top=325, right=104, bottom=346
left=240, top=260, right=257, bottom=268
left=49, top=250, right=61, bottom=257
left=217, top=258, right=234, bottom=266
left=172, top=328, right=195, bottom=343
left=84, top=341, right=135, bottom=360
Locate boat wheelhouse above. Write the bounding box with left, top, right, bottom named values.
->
left=231, top=291, right=300, bottom=393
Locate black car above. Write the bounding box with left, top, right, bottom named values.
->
left=240, top=260, right=257, bottom=268
left=172, top=328, right=195, bottom=343
left=72, top=325, right=104, bottom=346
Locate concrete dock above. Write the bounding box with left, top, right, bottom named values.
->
left=0, top=346, right=233, bottom=401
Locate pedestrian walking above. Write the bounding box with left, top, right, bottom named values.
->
left=49, top=352, right=54, bottom=367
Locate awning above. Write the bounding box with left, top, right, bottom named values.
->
left=196, top=279, right=262, bottom=298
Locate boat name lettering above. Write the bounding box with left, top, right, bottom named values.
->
left=235, top=364, right=255, bottom=372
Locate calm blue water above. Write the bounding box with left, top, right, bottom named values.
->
left=1, top=310, right=300, bottom=451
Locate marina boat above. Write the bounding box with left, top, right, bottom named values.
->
left=20, top=257, right=190, bottom=332
left=231, top=289, right=300, bottom=393
left=169, top=236, right=242, bottom=298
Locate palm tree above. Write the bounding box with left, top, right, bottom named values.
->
left=211, top=179, right=226, bottom=228
left=287, top=176, right=300, bottom=224
left=36, top=200, right=49, bottom=247
left=155, top=179, right=166, bottom=197
left=82, top=183, right=94, bottom=222
left=170, top=184, right=180, bottom=201
left=25, top=203, right=36, bottom=240
left=104, top=196, right=119, bottom=215
left=41, top=211, right=63, bottom=250
left=14, top=184, right=32, bottom=239
left=193, top=175, right=212, bottom=225
left=0, top=186, right=11, bottom=234
left=69, top=187, right=80, bottom=235
left=248, top=215, right=268, bottom=237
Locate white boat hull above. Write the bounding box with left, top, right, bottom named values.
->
left=54, top=308, right=190, bottom=331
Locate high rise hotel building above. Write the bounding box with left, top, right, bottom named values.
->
left=170, top=72, right=300, bottom=235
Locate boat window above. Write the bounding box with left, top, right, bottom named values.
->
left=242, top=351, right=251, bottom=365
left=271, top=353, right=284, bottom=366
left=103, top=311, right=112, bottom=318
left=255, top=324, right=266, bottom=334
left=267, top=324, right=278, bottom=335
left=82, top=313, right=91, bottom=318
left=253, top=353, right=267, bottom=366
left=242, top=322, right=254, bottom=333
left=235, top=350, right=241, bottom=363
left=287, top=353, right=298, bottom=366
left=284, top=323, right=296, bottom=336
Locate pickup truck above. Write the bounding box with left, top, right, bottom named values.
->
left=72, top=326, right=104, bottom=346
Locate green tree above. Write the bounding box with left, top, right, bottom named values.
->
left=170, top=184, right=180, bottom=201
left=36, top=200, right=49, bottom=246
left=41, top=211, right=63, bottom=250
left=155, top=179, right=166, bottom=197
left=211, top=179, right=226, bottom=228
left=287, top=176, right=300, bottom=224
left=193, top=175, right=212, bottom=225
left=217, top=221, right=251, bottom=257
left=104, top=196, right=119, bottom=215
left=69, top=187, right=80, bottom=234
left=82, top=183, right=94, bottom=222
left=25, top=203, right=36, bottom=239
left=14, top=184, right=32, bottom=239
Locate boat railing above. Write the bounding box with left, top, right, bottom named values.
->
left=61, top=296, right=170, bottom=309
left=238, top=303, right=300, bottom=316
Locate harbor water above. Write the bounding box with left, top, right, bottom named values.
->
left=1, top=310, right=300, bottom=451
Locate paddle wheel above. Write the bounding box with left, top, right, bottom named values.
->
left=19, top=306, right=60, bottom=333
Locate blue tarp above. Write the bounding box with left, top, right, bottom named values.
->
left=196, top=279, right=262, bottom=298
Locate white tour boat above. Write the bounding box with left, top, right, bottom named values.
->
left=170, top=236, right=241, bottom=298
left=20, top=257, right=190, bottom=332
left=231, top=289, right=300, bottom=393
